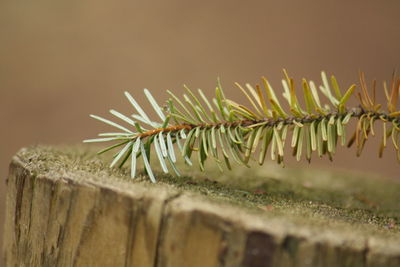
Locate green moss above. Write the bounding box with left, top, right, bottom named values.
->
left=15, top=145, right=400, bottom=242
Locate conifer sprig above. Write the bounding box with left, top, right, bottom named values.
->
left=84, top=71, right=400, bottom=182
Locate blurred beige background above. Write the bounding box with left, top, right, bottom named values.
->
left=1, top=0, right=399, bottom=258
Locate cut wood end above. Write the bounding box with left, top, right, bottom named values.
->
left=3, top=145, right=400, bottom=267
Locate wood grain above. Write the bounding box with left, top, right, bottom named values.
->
left=3, top=146, right=400, bottom=267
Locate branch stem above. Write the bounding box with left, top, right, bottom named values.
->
left=135, top=108, right=399, bottom=140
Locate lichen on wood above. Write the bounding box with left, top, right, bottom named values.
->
left=3, top=145, right=400, bottom=267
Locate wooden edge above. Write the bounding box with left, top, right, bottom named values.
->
left=3, top=155, right=400, bottom=267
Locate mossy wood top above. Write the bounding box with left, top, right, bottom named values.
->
left=4, top=145, right=400, bottom=266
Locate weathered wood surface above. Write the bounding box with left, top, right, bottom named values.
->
left=3, top=146, right=400, bottom=267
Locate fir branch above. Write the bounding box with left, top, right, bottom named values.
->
left=84, top=71, right=400, bottom=182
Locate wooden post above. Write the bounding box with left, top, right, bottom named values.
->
left=3, top=146, right=400, bottom=267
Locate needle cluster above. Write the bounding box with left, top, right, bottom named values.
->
left=84, top=70, right=400, bottom=182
